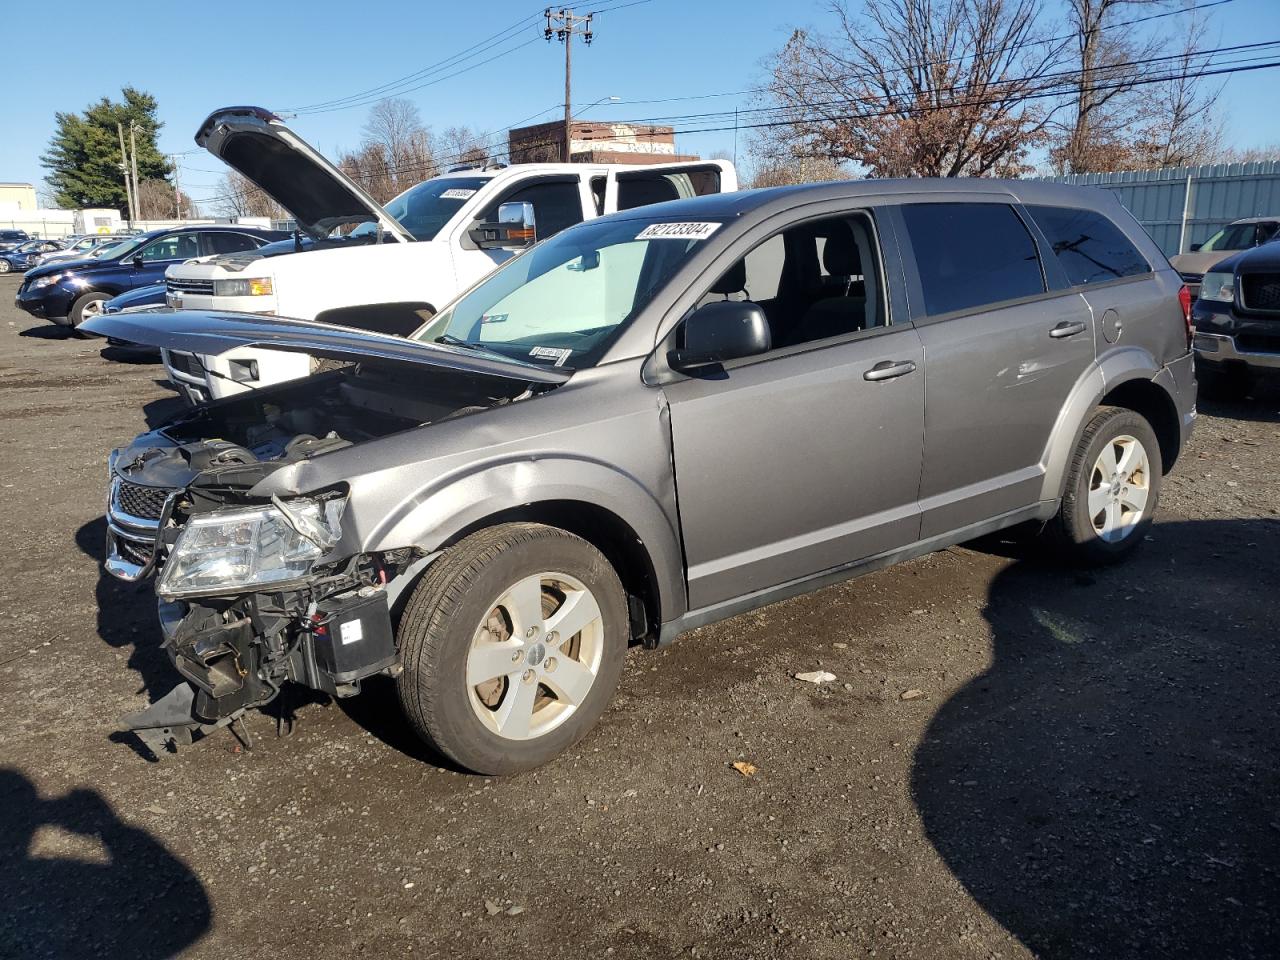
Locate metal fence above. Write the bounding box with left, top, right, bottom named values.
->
left=1038, top=161, right=1280, bottom=257
left=0, top=219, right=78, bottom=239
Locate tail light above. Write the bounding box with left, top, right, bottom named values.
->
left=1178, top=284, right=1193, bottom=349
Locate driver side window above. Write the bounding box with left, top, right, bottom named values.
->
left=139, top=233, right=199, bottom=263
left=697, top=212, right=887, bottom=353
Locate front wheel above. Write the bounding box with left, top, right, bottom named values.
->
left=0, top=259, right=11, bottom=274
left=69, top=290, right=109, bottom=327
left=1044, top=406, right=1162, bottom=565
left=396, top=523, right=628, bottom=775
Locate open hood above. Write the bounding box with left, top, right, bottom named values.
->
left=80, top=310, right=570, bottom=385
left=196, top=106, right=414, bottom=243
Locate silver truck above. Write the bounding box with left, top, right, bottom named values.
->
left=87, top=178, right=1196, bottom=775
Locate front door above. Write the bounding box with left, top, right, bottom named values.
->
left=662, top=210, right=926, bottom=610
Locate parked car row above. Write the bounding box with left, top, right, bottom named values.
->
left=0, top=237, right=66, bottom=273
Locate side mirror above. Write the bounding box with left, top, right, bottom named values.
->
left=468, top=201, right=537, bottom=250
left=1189, top=242, right=1202, bottom=252
left=131, top=253, right=146, bottom=267
left=668, top=300, right=771, bottom=372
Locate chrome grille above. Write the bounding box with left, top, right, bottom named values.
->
left=116, top=481, right=170, bottom=520
left=1240, top=273, right=1280, bottom=312
left=166, top=277, right=215, bottom=296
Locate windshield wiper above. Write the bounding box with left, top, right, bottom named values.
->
left=435, top=334, right=484, bottom=351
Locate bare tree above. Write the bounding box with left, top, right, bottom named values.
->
left=1128, top=15, right=1226, bottom=168
left=440, top=126, right=492, bottom=167
left=756, top=0, right=1068, bottom=179
left=136, top=178, right=194, bottom=219
left=1215, top=143, right=1280, bottom=164
left=215, top=170, right=287, bottom=220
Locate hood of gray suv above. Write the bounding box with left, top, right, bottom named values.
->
left=80, top=309, right=571, bottom=385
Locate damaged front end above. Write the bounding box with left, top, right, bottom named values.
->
left=103, top=357, right=544, bottom=757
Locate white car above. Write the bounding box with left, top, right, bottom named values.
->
left=162, top=106, right=737, bottom=404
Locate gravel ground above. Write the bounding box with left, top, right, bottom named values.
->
left=1, top=274, right=1277, bottom=960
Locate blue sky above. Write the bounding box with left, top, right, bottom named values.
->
left=4, top=0, right=1280, bottom=210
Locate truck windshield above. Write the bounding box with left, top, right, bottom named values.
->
left=348, top=176, right=489, bottom=242
left=413, top=216, right=722, bottom=369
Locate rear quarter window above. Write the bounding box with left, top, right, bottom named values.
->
left=1025, top=205, right=1151, bottom=286
left=900, top=202, right=1045, bottom=317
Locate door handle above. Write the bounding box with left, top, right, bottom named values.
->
left=1049, top=320, right=1087, bottom=339
left=863, top=359, right=917, bottom=382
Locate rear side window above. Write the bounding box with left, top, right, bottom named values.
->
left=901, top=203, right=1044, bottom=317
left=617, top=167, right=722, bottom=211
left=1026, top=205, right=1150, bottom=286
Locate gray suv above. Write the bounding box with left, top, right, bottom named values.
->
left=87, top=179, right=1196, bottom=775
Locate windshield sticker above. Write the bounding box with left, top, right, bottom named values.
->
left=480, top=313, right=508, bottom=324
left=636, top=221, right=721, bottom=241
left=440, top=188, right=477, bottom=200
left=529, top=346, right=573, bottom=367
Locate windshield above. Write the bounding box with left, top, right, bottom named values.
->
left=93, top=235, right=150, bottom=260
left=348, top=176, right=489, bottom=242
left=1201, top=223, right=1256, bottom=252
left=14, top=241, right=43, bottom=253
left=413, top=216, right=722, bottom=369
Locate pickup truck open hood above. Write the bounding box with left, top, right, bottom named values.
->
left=81, top=310, right=570, bottom=385
left=196, top=106, right=414, bottom=243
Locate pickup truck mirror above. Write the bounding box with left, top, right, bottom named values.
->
left=668, top=300, right=771, bottom=372
left=468, top=201, right=537, bottom=250
left=1189, top=242, right=1202, bottom=252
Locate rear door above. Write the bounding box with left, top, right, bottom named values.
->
left=891, top=199, right=1095, bottom=538
left=661, top=206, right=926, bottom=610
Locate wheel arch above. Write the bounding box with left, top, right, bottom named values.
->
left=446, top=501, right=664, bottom=646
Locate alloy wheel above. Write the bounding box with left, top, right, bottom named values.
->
left=465, top=571, right=605, bottom=741
left=1087, top=434, right=1150, bottom=543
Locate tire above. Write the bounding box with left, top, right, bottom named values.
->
left=1044, top=406, right=1162, bottom=566
left=69, top=291, right=109, bottom=327
left=396, top=522, right=628, bottom=775
left=0, top=259, right=11, bottom=274
left=1198, top=362, right=1252, bottom=401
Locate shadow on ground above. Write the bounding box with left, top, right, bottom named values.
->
left=0, top=768, right=211, bottom=958
left=913, top=518, right=1280, bottom=959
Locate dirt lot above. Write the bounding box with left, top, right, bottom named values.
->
left=1, top=275, right=1277, bottom=960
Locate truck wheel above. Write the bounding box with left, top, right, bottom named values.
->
left=1198, top=363, right=1252, bottom=401
left=396, top=523, right=628, bottom=775
left=70, top=291, right=109, bottom=327
left=1045, top=406, right=1162, bottom=565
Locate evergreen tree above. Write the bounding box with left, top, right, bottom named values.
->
left=40, top=87, right=171, bottom=212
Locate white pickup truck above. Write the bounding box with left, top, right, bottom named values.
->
left=162, top=106, right=736, bottom=403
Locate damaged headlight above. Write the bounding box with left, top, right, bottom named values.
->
left=157, top=497, right=346, bottom=598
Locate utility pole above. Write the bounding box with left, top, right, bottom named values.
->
left=545, top=8, right=593, bottom=163
left=129, top=123, right=142, bottom=221
left=169, top=154, right=184, bottom=220
left=117, top=123, right=136, bottom=224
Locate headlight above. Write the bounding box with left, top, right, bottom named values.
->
left=31, top=272, right=65, bottom=289
left=157, top=497, right=346, bottom=598
left=1199, top=271, right=1235, bottom=303
left=213, top=277, right=273, bottom=297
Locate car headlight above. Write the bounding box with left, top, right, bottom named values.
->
left=1199, top=271, right=1235, bottom=303
left=213, top=277, right=274, bottom=297
left=157, top=496, right=346, bottom=598
left=31, top=272, right=65, bottom=290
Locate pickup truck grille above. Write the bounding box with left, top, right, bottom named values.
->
left=166, top=277, right=215, bottom=296
left=167, top=351, right=204, bottom=379
left=1240, top=273, right=1280, bottom=312
left=116, top=481, right=170, bottom=520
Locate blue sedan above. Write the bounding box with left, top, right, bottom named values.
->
left=0, top=239, right=65, bottom=274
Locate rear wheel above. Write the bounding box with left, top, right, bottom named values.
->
left=69, top=290, right=109, bottom=327
left=396, top=523, right=628, bottom=775
left=1044, top=406, right=1162, bottom=565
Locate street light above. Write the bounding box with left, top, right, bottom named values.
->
left=572, top=95, right=620, bottom=120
